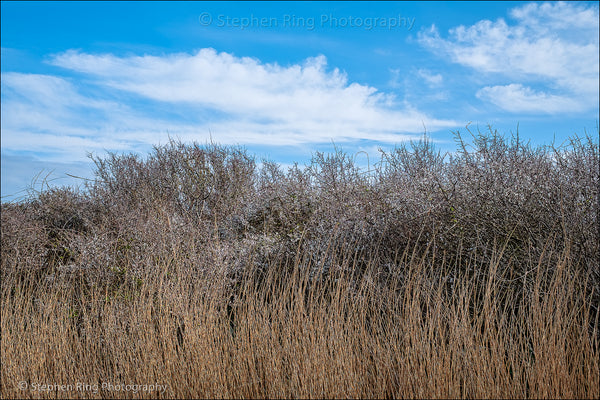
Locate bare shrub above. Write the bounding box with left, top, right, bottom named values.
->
left=1, top=127, right=598, bottom=398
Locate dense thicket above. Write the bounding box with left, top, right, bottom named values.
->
left=3, top=128, right=597, bottom=304
left=1, top=127, right=598, bottom=398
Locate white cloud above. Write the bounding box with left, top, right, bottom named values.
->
left=47, top=49, right=457, bottom=137
left=417, top=69, right=443, bottom=87
left=418, top=1, right=599, bottom=113
left=1, top=50, right=459, bottom=170
left=1, top=72, right=166, bottom=161
left=476, top=84, right=584, bottom=114
left=388, top=68, right=402, bottom=88
left=510, top=1, right=600, bottom=34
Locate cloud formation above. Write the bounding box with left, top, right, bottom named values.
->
left=48, top=49, right=456, bottom=141
left=1, top=72, right=170, bottom=161
left=1, top=49, right=458, bottom=166
left=418, top=1, right=599, bottom=113
left=417, top=69, right=443, bottom=88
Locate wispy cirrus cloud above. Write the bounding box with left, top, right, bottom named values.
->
left=416, top=69, right=443, bottom=88
left=1, top=72, right=171, bottom=161
left=48, top=48, right=456, bottom=138
left=418, top=1, right=599, bottom=114
left=1, top=49, right=458, bottom=162
left=475, top=83, right=584, bottom=114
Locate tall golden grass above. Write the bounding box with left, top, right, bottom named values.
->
left=2, top=234, right=598, bottom=399
left=2, top=130, right=598, bottom=398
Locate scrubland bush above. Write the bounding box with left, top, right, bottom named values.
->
left=1, top=127, right=598, bottom=398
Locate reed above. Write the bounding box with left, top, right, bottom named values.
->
left=2, top=127, right=598, bottom=398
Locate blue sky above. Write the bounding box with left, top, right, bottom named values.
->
left=1, top=1, right=599, bottom=200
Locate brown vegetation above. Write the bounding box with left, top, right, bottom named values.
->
left=1, top=127, right=598, bottom=398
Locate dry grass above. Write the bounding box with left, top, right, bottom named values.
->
left=1, top=127, right=598, bottom=398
